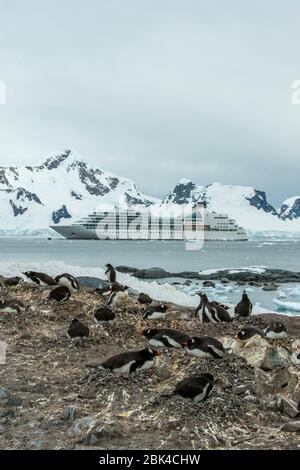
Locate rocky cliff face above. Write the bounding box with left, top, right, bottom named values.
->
left=0, top=150, right=158, bottom=229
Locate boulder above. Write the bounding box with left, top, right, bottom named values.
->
left=231, top=335, right=290, bottom=370
left=281, top=421, right=300, bottom=432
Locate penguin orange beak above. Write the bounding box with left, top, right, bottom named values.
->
left=181, top=341, right=189, bottom=348
left=154, top=350, right=161, bottom=356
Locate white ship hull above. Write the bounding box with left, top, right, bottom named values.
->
left=50, top=224, right=248, bottom=241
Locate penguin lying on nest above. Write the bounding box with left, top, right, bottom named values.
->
left=94, top=306, right=116, bottom=326
left=142, top=328, right=191, bottom=349
left=55, top=273, right=79, bottom=293
left=264, top=320, right=287, bottom=339
left=0, top=299, right=26, bottom=313
left=86, top=348, right=160, bottom=374
left=235, top=327, right=263, bottom=341
left=68, top=318, right=90, bottom=338
left=162, top=373, right=214, bottom=403
left=143, top=304, right=168, bottom=320
left=49, top=285, right=71, bottom=302
left=184, top=336, right=225, bottom=359
left=138, top=293, right=152, bottom=305
left=195, top=293, right=232, bottom=323
left=23, top=271, right=57, bottom=287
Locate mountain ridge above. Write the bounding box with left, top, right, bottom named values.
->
left=0, top=149, right=299, bottom=233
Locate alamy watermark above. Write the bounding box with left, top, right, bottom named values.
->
left=0, top=80, right=6, bottom=104
left=93, top=203, right=206, bottom=251
left=291, top=80, right=300, bottom=104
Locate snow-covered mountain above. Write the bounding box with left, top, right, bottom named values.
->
left=279, top=196, right=300, bottom=221
left=0, top=149, right=158, bottom=230
left=0, top=150, right=299, bottom=235
left=161, top=180, right=300, bottom=233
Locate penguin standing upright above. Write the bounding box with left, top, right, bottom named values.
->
left=163, top=374, right=214, bottom=403
left=105, top=264, right=117, bottom=283
left=86, top=348, right=160, bottom=374
left=195, top=293, right=232, bottom=323
left=234, top=291, right=252, bottom=317
left=184, top=336, right=225, bottom=359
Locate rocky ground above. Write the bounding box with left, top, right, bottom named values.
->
left=0, top=281, right=300, bottom=450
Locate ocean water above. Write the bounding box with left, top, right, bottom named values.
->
left=0, top=238, right=299, bottom=315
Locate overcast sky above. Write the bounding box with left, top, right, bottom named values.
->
left=0, top=0, right=299, bottom=205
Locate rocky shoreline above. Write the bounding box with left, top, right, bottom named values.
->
left=116, top=266, right=300, bottom=284
left=0, top=280, right=300, bottom=450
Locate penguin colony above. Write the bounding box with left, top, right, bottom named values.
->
left=1, top=269, right=295, bottom=405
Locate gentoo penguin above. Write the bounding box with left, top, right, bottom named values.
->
left=68, top=318, right=90, bottom=338
left=0, top=299, right=25, bottom=313
left=138, top=293, right=152, bottom=305
left=164, top=374, right=214, bottom=403
left=55, top=273, right=79, bottom=293
left=184, top=336, right=225, bottom=359
left=143, top=304, right=168, bottom=320
left=234, top=291, right=252, bottom=317
left=195, top=293, right=232, bottom=323
left=264, top=321, right=287, bottom=339
left=23, top=271, right=57, bottom=287
left=94, top=306, right=116, bottom=326
left=49, top=285, right=71, bottom=302
left=106, top=284, right=129, bottom=308
left=94, top=285, right=113, bottom=299
left=142, top=328, right=191, bottom=349
left=105, top=263, right=117, bottom=283
left=4, top=276, right=22, bottom=287
left=235, top=327, right=263, bottom=341
left=86, top=348, right=159, bottom=374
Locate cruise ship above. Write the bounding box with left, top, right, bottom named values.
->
left=50, top=205, right=248, bottom=241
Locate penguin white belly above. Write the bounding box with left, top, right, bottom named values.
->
left=0, top=307, right=18, bottom=313
left=114, top=360, right=136, bottom=374
left=136, top=359, right=155, bottom=371
left=162, top=335, right=181, bottom=348
left=58, top=278, right=77, bottom=293
left=265, top=331, right=287, bottom=339
left=110, top=292, right=128, bottom=307
left=149, top=338, right=165, bottom=348
left=193, top=383, right=211, bottom=403
left=187, top=348, right=214, bottom=359
left=148, top=312, right=166, bottom=320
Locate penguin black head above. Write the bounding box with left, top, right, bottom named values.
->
left=142, top=348, right=160, bottom=358
left=142, top=328, right=158, bottom=338
left=106, top=263, right=113, bottom=269
left=202, top=373, right=214, bottom=383
left=182, top=337, right=194, bottom=347
left=271, top=321, right=285, bottom=332
left=235, top=327, right=261, bottom=341
left=242, top=291, right=249, bottom=300
left=160, top=304, right=168, bottom=311
left=71, top=318, right=80, bottom=324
